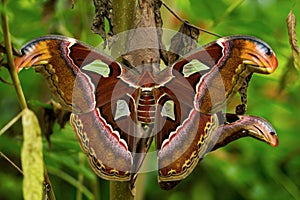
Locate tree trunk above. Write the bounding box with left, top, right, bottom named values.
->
left=108, top=0, right=162, bottom=199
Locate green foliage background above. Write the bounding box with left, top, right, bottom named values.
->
left=1, top=0, right=300, bottom=199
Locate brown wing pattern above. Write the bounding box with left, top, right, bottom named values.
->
left=14, top=35, right=278, bottom=189
left=14, top=36, right=136, bottom=180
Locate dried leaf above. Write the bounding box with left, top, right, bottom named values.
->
left=41, top=100, right=70, bottom=147
left=91, top=0, right=113, bottom=47
left=167, top=22, right=200, bottom=64
left=21, top=109, right=44, bottom=200
left=286, top=10, right=300, bottom=70
left=154, top=0, right=165, bottom=62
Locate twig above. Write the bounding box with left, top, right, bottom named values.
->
left=0, top=151, right=24, bottom=175
left=211, top=0, right=244, bottom=28
left=43, top=166, right=57, bottom=200
left=161, top=1, right=222, bottom=38
left=109, top=0, right=136, bottom=199
left=1, top=1, right=56, bottom=199
left=0, top=111, right=23, bottom=136
left=1, top=0, right=27, bottom=110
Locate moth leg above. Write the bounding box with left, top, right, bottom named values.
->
left=236, top=73, right=253, bottom=115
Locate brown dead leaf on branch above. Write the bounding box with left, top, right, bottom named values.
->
left=91, top=0, right=114, bottom=47
left=279, top=10, right=300, bottom=93
left=167, top=22, right=200, bottom=65
left=286, top=10, right=300, bottom=70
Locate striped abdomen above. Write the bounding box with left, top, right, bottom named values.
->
left=137, top=88, right=156, bottom=124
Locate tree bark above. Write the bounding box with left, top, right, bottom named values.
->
left=109, top=0, right=162, bottom=199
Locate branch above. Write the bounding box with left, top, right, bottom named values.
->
left=109, top=0, right=136, bottom=199
left=110, top=181, right=134, bottom=200
left=161, top=1, right=222, bottom=38
left=1, top=0, right=27, bottom=110
left=111, top=0, right=136, bottom=57
left=1, top=1, right=56, bottom=199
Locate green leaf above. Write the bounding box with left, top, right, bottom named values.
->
left=21, top=109, right=44, bottom=200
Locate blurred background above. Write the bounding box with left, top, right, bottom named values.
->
left=0, top=0, right=300, bottom=199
